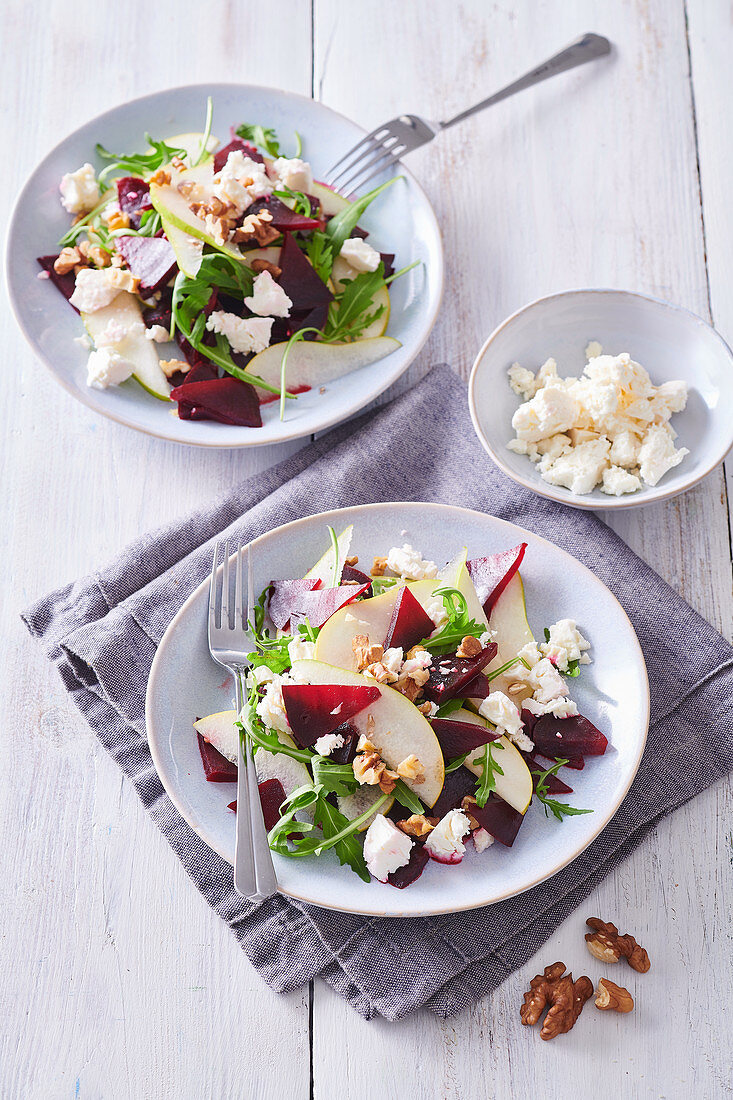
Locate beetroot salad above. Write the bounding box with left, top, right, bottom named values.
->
left=40, top=100, right=414, bottom=427
left=195, top=526, right=607, bottom=888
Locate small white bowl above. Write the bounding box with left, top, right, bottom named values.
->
left=468, top=289, right=733, bottom=509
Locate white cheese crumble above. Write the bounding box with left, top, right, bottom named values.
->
left=424, top=809, right=472, bottom=862
left=425, top=596, right=449, bottom=630
left=69, top=268, right=123, bottom=312
left=523, top=696, right=579, bottom=718
left=478, top=692, right=532, bottom=750
left=287, top=637, right=316, bottom=664
left=506, top=349, right=688, bottom=494
left=385, top=544, right=438, bottom=580
left=213, top=152, right=273, bottom=213
left=244, top=270, right=292, bottom=318
left=313, top=733, right=346, bottom=757
left=59, top=163, right=100, bottom=214
left=86, top=347, right=135, bottom=389
left=145, top=324, right=171, bottom=343
left=339, top=237, right=381, bottom=273
left=363, top=814, right=413, bottom=881
left=206, top=311, right=272, bottom=354
left=273, top=156, right=313, bottom=193
left=473, top=827, right=494, bottom=853
left=255, top=674, right=292, bottom=733
left=540, top=619, right=591, bottom=672
left=381, top=647, right=404, bottom=676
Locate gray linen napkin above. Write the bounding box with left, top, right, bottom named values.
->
left=23, top=365, right=733, bottom=1021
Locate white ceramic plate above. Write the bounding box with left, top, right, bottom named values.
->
left=469, top=289, right=733, bottom=509
left=146, top=502, right=649, bottom=917
left=6, top=84, right=443, bottom=448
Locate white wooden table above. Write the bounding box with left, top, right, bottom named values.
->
left=2, top=2, right=731, bottom=1096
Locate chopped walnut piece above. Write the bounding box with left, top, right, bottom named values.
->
left=170, top=155, right=186, bottom=171
left=520, top=962, right=594, bottom=1041
left=107, top=209, right=130, bottom=231
left=352, top=749, right=397, bottom=793
left=364, top=661, right=397, bottom=684
left=232, top=210, right=279, bottom=246
left=344, top=555, right=358, bottom=567
left=352, top=634, right=384, bottom=671
left=595, top=978, right=634, bottom=1013
left=356, top=735, right=377, bottom=753
left=372, top=556, right=388, bottom=576
left=456, top=634, right=483, bottom=658
left=250, top=258, right=282, bottom=278
left=159, top=359, right=191, bottom=379
left=394, top=676, right=421, bottom=702
left=405, top=643, right=428, bottom=661
left=148, top=168, right=171, bottom=186
left=105, top=267, right=140, bottom=294
left=396, top=754, right=425, bottom=782
left=53, top=247, right=82, bottom=275
left=585, top=918, right=651, bottom=973
left=87, top=245, right=111, bottom=268
left=460, top=795, right=481, bottom=831
left=396, top=814, right=434, bottom=838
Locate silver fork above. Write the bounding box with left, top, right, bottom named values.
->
left=324, top=33, right=611, bottom=194
left=208, top=538, right=278, bottom=902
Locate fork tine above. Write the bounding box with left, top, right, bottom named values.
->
left=221, top=539, right=231, bottom=629
left=336, top=141, right=402, bottom=191
left=341, top=147, right=404, bottom=196
left=325, top=125, right=391, bottom=181
left=208, top=540, right=221, bottom=628
left=246, top=545, right=254, bottom=631
left=234, top=539, right=244, bottom=630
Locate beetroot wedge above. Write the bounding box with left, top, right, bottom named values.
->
left=115, top=234, right=177, bottom=292
left=383, top=586, right=436, bottom=651
left=268, top=577, right=321, bottom=630
left=461, top=673, right=490, bottom=700
left=197, top=732, right=237, bottom=782
left=247, top=196, right=321, bottom=232
left=258, top=778, right=287, bottom=831
left=531, top=713, right=608, bottom=763
left=341, top=564, right=372, bottom=594
left=387, top=843, right=430, bottom=889
left=291, top=581, right=371, bottom=629
left=429, top=767, right=477, bottom=820
left=470, top=794, right=525, bottom=847
left=170, top=377, right=262, bottom=426
left=431, top=718, right=501, bottom=760
left=282, top=683, right=380, bottom=747
left=467, top=543, right=528, bottom=615
left=277, top=232, right=333, bottom=310
left=37, top=256, right=79, bottom=312
left=525, top=756, right=574, bottom=795
left=116, top=176, right=152, bottom=228
left=423, top=643, right=497, bottom=704
left=327, top=722, right=360, bottom=764
left=213, top=138, right=265, bottom=173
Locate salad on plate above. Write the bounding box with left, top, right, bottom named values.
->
left=194, top=527, right=609, bottom=889
left=39, top=100, right=414, bottom=428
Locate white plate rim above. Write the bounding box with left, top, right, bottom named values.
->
left=145, top=500, right=650, bottom=917
left=467, top=287, right=733, bottom=510
left=6, top=81, right=445, bottom=449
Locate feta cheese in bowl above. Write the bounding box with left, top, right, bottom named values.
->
left=468, top=289, right=733, bottom=509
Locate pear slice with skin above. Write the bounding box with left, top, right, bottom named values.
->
left=305, top=524, right=353, bottom=587
left=193, top=710, right=311, bottom=795
left=310, top=181, right=351, bottom=217
left=483, top=573, right=536, bottom=701
left=330, top=255, right=390, bottom=339
left=447, top=708, right=533, bottom=814
left=439, top=549, right=489, bottom=631
left=81, top=290, right=170, bottom=400
left=165, top=131, right=220, bottom=165
left=245, top=337, right=400, bottom=401
left=161, top=217, right=203, bottom=278
left=338, top=785, right=394, bottom=831
left=291, top=659, right=444, bottom=807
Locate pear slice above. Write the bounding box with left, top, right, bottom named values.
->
left=330, top=255, right=390, bottom=338
left=149, top=178, right=245, bottom=265
left=161, top=217, right=203, bottom=278
left=310, top=181, right=351, bottom=216
left=484, top=573, right=536, bottom=699
left=305, top=524, right=353, bottom=587
left=246, top=336, right=400, bottom=400
left=448, top=708, right=533, bottom=814
left=165, top=131, right=220, bottom=165
left=439, top=549, right=489, bottom=630
left=290, top=659, right=444, bottom=807
left=81, top=291, right=170, bottom=400
left=194, top=710, right=311, bottom=795
left=338, top=785, right=394, bottom=831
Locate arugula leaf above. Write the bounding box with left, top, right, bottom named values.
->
left=323, top=177, right=399, bottom=273
left=235, top=123, right=283, bottom=158
left=533, top=758, right=593, bottom=821
left=473, top=740, right=504, bottom=808
left=486, top=654, right=532, bottom=683
left=272, top=185, right=312, bottom=217
left=369, top=576, right=400, bottom=596
left=564, top=659, right=581, bottom=678
left=193, top=96, right=213, bottom=167
left=435, top=698, right=464, bottom=718
left=311, top=757, right=359, bottom=797
left=323, top=265, right=387, bottom=343
left=444, top=752, right=470, bottom=774
left=304, top=232, right=334, bottom=283
left=96, top=134, right=187, bottom=184
left=238, top=697, right=313, bottom=765
left=316, top=796, right=370, bottom=882
left=419, top=587, right=485, bottom=655
left=391, top=780, right=425, bottom=815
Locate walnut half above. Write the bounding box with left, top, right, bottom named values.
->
left=585, top=917, right=651, bottom=973
left=520, top=962, right=593, bottom=1041
left=595, top=977, right=634, bottom=1013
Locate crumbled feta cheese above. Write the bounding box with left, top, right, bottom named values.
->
left=249, top=664, right=275, bottom=687
left=478, top=692, right=524, bottom=741
left=37, top=269, right=51, bottom=280
left=363, top=814, right=413, bottom=881
left=385, top=544, right=438, bottom=580
left=507, top=363, right=537, bottom=400
left=479, top=630, right=495, bottom=647
left=256, top=674, right=292, bottom=733
left=512, top=385, right=579, bottom=443
left=100, top=201, right=121, bottom=224
left=637, top=424, right=689, bottom=486
left=609, top=430, right=641, bottom=468
left=516, top=641, right=542, bottom=668
left=313, top=733, right=346, bottom=757
left=523, top=696, right=579, bottom=718
left=536, top=433, right=572, bottom=462
left=287, top=637, right=316, bottom=664
left=529, top=658, right=567, bottom=703
left=402, top=650, right=432, bottom=678
left=540, top=619, right=591, bottom=672
left=585, top=340, right=603, bottom=359
left=213, top=152, right=273, bottom=213
left=145, top=324, right=171, bottom=343
left=74, top=333, right=93, bottom=350
left=421, top=701, right=438, bottom=718
left=507, top=438, right=541, bottom=461
left=339, top=237, right=381, bottom=273
left=69, top=268, right=122, bottom=313
left=86, top=347, right=135, bottom=389
left=473, top=827, right=494, bottom=853
left=425, top=596, right=449, bottom=630
left=59, top=163, right=100, bottom=214
left=424, top=809, right=472, bottom=863
left=272, top=156, right=313, bottom=193
left=206, top=311, right=273, bottom=354
left=541, top=437, right=611, bottom=495
left=601, top=465, right=643, bottom=496
left=244, top=270, right=292, bottom=318
left=381, top=647, right=404, bottom=676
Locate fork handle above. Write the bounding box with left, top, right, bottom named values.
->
left=233, top=669, right=279, bottom=902
left=439, top=33, right=611, bottom=130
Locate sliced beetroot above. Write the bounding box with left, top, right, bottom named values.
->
left=37, top=255, right=79, bottom=312
left=277, top=232, right=333, bottom=310
left=268, top=577, right=322, bottom=629
left=246, top=195, right=321, bottom=232
left=258, top=778, right=287, bottom=832
left=197, top=732, right=237, bottom=782
left=114, top=235, right=177, bottom=292
left=227, top=799, right=237, bottom=811
left=341, top=564, right=372, bottom=594
left=531, top=713, right=608, bottom=763
left=327, top=722, right=360, bottom=765
left=422, top=643, right=497, bottom=704
left=380, top=252, right=395, bottom=278
left=170, top=377, right=262, bottom=426
left=383, top=586, right=435, bottom=651
left=116, top=176, right=152, bottom=228
left=467, top=543, right=528, bottom=615
left=287, top=303, right=330, bottom=339
left=431, top=718, right=501, bottom=760
left=291, top=581, right=371, bottom=629
left=430, top=767, right=477, bottom=820
left=525, top=756, right=574, bottom=795
left=470, top=795, right=525, bottom=847
left=213, top=137, right=265, bottom=173
left=143, top=303, right=172, bottom=331
left=281, top=683, right=380, bottom=747
left=179, top=358, right=219, bottom=385
left=461, top=673, right=490, bottom=700
left=387, top=842, right=430, bottom=889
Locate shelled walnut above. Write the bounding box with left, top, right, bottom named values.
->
left=595, top=978, right=634, bottom=1013
left=585, top=917, right=650, bottom=972
left=520, top=962, right=593, bottom=1040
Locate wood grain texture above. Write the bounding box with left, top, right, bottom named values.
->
left=1, top=0, right=732, bottom=1097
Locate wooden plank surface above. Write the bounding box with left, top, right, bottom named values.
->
left=1, top=0, right=731, bottom=1097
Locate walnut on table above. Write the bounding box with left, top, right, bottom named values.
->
left=520, top=962, right=594, bottom=1040
left=585, top=917, right=651, bottom=972
left=595, top=977, right=634, bottom=1013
